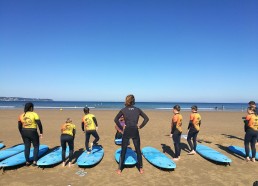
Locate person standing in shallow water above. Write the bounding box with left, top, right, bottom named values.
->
left=18, top=102, right=43, bottom=166
left=187, top=105, right=201, bottom=155
left=60, top=118, right=76, bottom=167
left=171, top=105, right=183, bottom=161
left=114, top=94, right=149, bottom=175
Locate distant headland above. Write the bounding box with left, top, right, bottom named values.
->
left=0, top=97, right=53, bottom=101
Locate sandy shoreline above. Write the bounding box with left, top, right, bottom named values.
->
left=0, top=109, right=257, bottom=186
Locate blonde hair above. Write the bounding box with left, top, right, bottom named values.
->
left=125, top=94, right=135, bottom=106
left=66, top=118, right=72, bottom=123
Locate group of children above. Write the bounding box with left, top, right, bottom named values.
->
left=17, top=98, right=258, bottom=173
left=18, top=103, right=100, bottom=167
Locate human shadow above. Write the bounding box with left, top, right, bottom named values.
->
left=161, top=144, right=175, bottom=158
left=215, top=143, right=245, bottom=160
left=72, top=148, right=85, bottom=164
left=180, top=142, right=190, bottom=153
left=197, top=139, right=212, bottom=144
left=221, top=134, right=244, bottom=141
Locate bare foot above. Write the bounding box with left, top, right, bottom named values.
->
left=245, top=157, right=250, bottom=162
left=188, top=151, right=196, bottom=155
left=90, top=142, right=93, bottom=150
left=68, top=162, right=72, bottom=167
left=62, top=162, right=65, bottom=167
left=139, top=168, right=144, bottom=174
left=116, top=169, right=122, bottom=175
left=173, top=158, right=180, bottom=161
left=251, top=158, right=256, bottom=162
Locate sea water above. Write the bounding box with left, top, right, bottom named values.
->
left=0, top=101, right=248, bottom=111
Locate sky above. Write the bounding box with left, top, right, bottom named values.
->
left=0, top=0, right=258, bottom=102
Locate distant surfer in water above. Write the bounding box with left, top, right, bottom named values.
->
left=243, top=107, right=258, bottom=162
left=114, top=94, right=149, bottom=174
left=81, top=107, right=100, bottom=154
left=18, top=102, right=43, bottom=166
left=187, top=105, right=202, bottom=155
left=60, top=118, right=76, bottom=167
left=171, top=105, right=183, bottom=161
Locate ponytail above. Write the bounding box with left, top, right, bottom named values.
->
left=23, top=102, right=34, bottom=116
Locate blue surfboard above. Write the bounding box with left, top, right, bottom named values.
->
left=196, top=144, right=232, bottom=163
left=0, top=143, right=5, bottom=149
left=228, top=145, right=258, bottom=160
left=115, top=147, right=137, bottom=165
left=142, top=146, right=176, bottom=170
left=37, top=146, right=69, bottom=166
left=115, top=139, right=122, bottom=145
left=77, top=146, right=104, bottom=166
left=0, top=145, right=49, bottom=167
left=0, top=144, right=25, bottom=161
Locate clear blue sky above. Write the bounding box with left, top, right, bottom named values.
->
left=1, top=0, right=257, bottom=102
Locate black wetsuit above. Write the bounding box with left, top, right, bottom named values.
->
left=18, top=120, right=43, bottom=163
left=81, top=117, right=99, bottom=151
left=61, top=130, right=75, bottom=162
left=187, top=120, right=201, bottom=151
left=114, top=106, right=149, bottom=170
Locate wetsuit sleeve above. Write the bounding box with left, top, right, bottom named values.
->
left=36, top=120, right=43, bottom=134
left=171, top=122, right=176, bottom=134
left=244, top=115, right=252, bottom=132
left=81, top=122, right=84, bottom=131
left=93, top=117, right=98, bottom=127
left=18, top=121, right=22, bottom=134
left=114, top=110, right=124, bottom=131
left=138, top=110, right=149, bottom=129
left=73, top=128, right=76, bottom=139
left=187, top=122, right=192, bottom=129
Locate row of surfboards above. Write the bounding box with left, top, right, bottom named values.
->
left=0, top=142, right=257, bottom=169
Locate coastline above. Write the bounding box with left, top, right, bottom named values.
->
left=0, top=109, right=257, bottom=186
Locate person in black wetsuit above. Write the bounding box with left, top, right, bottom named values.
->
left=18, top=102, right=43, bottom=166
left=114, top=94, right=149, bottom=174
left=60, top=118, right=76, bottom=167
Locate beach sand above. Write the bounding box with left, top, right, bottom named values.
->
left=0, top=109, right=257, bottom=186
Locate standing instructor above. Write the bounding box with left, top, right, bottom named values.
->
left=114, top=94, right=149, bottom=174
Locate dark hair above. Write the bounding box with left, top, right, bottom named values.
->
left=24, top=102, right=34, bottom=112
left=249, top=101, right=256, bottom=106
left=191, top=105, right=198, bottom=111
left=173, top=105, right=181, bottom=111
left=248, top=106, right=256, bottom=113
left=125, top=94, right=135, bottom=106
left=24, top=102, right=34, bottom=116
left=253, top=181, right=258, bottom=186
left=83, top=107, right=89, bottom=113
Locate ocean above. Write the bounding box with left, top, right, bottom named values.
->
left=0, top=101, right=249, bottom=111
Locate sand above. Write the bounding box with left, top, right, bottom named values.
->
left=0, top=109, right=257, bottom=186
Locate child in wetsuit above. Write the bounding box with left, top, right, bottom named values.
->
left=187, top=105, right=201, bottom=155
left=81, top=107, right=100, bottom=154
left=171, top=105, right=183, bottom=161
left=60, top=118, right=76, bottom=167
left=18, top=102, right=43, bottom=166
left=243, top=107, right=258, bottom=162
